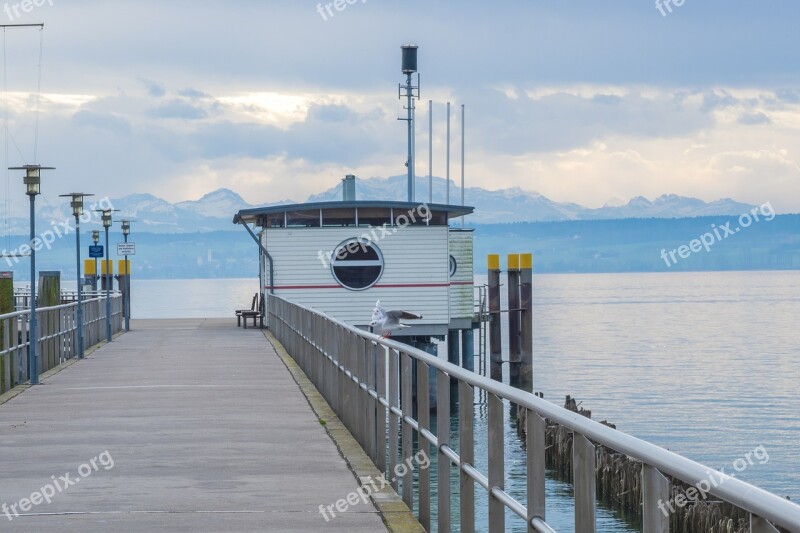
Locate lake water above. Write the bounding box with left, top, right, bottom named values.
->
left=125, top=272, right=799, bottom=531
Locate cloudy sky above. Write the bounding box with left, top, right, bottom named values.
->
left=1, top=0, right=799, bottom=211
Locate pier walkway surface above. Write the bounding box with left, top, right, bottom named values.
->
left=0, top=319, right=389, bottom=532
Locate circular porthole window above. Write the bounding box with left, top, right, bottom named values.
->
left=449, top=255, right=458, bottom=277
left=331, top=238, right=384, bottom=291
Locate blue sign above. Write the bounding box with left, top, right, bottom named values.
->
left=89, top=245, right=104, bottom=258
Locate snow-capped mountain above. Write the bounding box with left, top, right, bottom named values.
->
left=307, top=175, right=756, bottom=224
left=0, top=175, right=760, bottom=235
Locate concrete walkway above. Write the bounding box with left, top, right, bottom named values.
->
left=0, top=319, right=388, bottom=532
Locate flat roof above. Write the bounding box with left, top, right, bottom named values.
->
left=233, top=201, right=474, bottom=226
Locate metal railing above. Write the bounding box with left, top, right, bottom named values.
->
left=13, top=289, right=119, bottom=310
left=268, top=295, right=800, bottom=533
left=0, top=295, right=123, bottom=394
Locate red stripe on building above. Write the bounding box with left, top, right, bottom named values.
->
left=265, top=282, right=472, bottom=290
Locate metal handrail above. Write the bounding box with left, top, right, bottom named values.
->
left=0, top=295, right=124, bottom=394
left=268, top=295, right=800, bottom=533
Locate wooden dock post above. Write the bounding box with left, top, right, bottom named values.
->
left=0, top=272, right=13, bottom=392
left=520, top=253, right=533, bottom=390
left=84, top=259, right=97, bottom=291
left=487, top=255, right=502, bottom=381
left=461, top=328, right=474, bottom=372
left=38, top=271, right=61, bottom=373
left=507, top=254, right=521, bottom=387
left=100, top=260, right=113, bottom=292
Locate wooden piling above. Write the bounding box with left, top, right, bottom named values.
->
left=487, top=255, right=502, bottom=381
left=507, top=254, right=521, bottom=386
left=100, top=260, right=113, bottom=291
left=461, top=328, right=474, bottom=372
left=38, top=272, right=60, bottom=372
left=0, top=272, right=13, bottom=393
left=519, top=253, right=533, bottom=390
left=516, top=397, right=787, bottom=533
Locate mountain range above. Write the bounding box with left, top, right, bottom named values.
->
left=0, top=175, right=760, bottom=234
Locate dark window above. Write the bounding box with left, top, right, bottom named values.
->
left=449, top=255, right=457, bottom=277
left=322, top=208, right=356, bottom=227
left=357, top=207, right=392, bottom=227
left=265, top=214, right=285, bottom=228
left=286, top=210, right=320, bottom=228
left=330, top=238, right=384, bottom=290
left=428, top=210, right=447, bottom=225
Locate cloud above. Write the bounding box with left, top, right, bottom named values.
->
left=139, top=78, right=166, bottom=98
left=738, top=112, right=771, bottom=125
left=71, top=110, right=132, bottom=135
left=147, top=100, right=209, bottom=120
left=2, top=1, right=796, bottom=212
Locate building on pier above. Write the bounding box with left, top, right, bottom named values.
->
left=233, top=177, right=475, bottom=349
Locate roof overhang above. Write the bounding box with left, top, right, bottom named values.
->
left=233, top=201, right=474, bottom=227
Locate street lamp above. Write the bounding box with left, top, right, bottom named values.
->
left=59, top=193, right=93, bottom=359
left=10, top=164, right=55, bottom=386
left=92, top=230, right=100, bottom=291
left=95, top=208, right=118, bottom=342
left=119, top=219, right=132, bottom=332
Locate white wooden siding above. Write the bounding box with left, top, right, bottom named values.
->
left=265, top=226, right=450, bottom=326
left=449, top=230, right=474, bottom=319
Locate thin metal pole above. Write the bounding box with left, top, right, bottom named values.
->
left=406, top=72, right=413, bottom=202
left=461, top=104, right=466, bottom=228
left=104, top=226, right=111, bottom=342
left=428, top=99, right=433, bottom=204
left=124, top=233, right=130, bottom=332
left=412, top=93, right=416, bottom=202
left=28, top=195, right=38, bottom=385
left=75, top=214, right=84, bottom=358
left=446, top=102, right=451, bottom=205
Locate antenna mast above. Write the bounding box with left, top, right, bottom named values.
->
left=399, top=45, right=419, bottom=202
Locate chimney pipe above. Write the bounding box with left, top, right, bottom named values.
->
left=343, top=175, right=356, bottom=202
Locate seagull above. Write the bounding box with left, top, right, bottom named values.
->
left=370, top=300, right=423, bottom=338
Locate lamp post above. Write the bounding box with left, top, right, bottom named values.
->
left=10, top=164, right=55, bottom=385
left=91, top=230, right=100, bottom=291
left=96, top=209, right=118, bottom=342
left=120, top=219, right=131, bottom=332
left=60, top=193, right=93, bottom=359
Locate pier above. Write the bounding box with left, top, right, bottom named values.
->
left=0, top=318, right=415, bottom=532
left=1, top=297, right=800, bottom=531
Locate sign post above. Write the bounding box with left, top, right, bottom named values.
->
left=117, top=243, right=135, bottom=256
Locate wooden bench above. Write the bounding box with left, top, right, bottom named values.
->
left=236, top=293, right=261, bottom=328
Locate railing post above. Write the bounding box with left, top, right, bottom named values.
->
left=417, top=359, right=431, bottom=531
left=574, top=433, right=596, bottom=533
left=488, top=392, right=504, bottom=532
left=388, top=348, right=400, bottom=493
left=364, top=338, right=376, bottom=463
left=459, top=380, right=475, bottom=533
left=401, top=351, right=413, bottom=511
left=351, top=332, right=363, bottom=447
left=376, top=345, right=387, bottom=475
left=437, top=368, right=451, bottom=532
left=642, top=464, right=670, bottom=533
left=527, top=409, right=546, bottom=531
